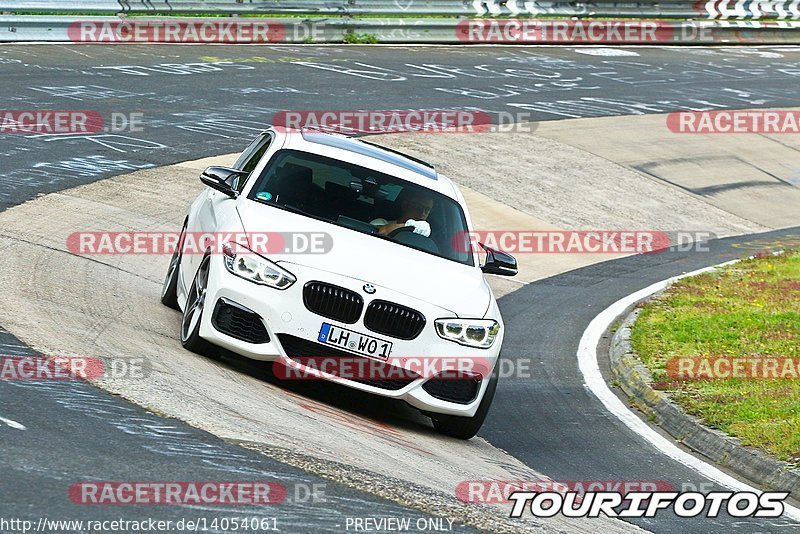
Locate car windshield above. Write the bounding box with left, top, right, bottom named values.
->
left=247, top=149, right=473, bottom=266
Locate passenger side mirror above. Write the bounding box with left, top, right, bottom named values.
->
left=479, top=243, right=518, bottom=277
left=200, top=166, right=247, bottom=199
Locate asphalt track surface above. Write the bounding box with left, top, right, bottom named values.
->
left=2, top=45, right=800, bottom=533
left=2, top=44, right=800, bottom=211
left=0, top=335, right=478, bottom=532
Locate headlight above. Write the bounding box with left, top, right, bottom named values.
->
left=222, top=242, right=296, bottom=289
left=434, top=318, right=500, bottom=348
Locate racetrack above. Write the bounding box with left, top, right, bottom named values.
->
left=2, top=44, right=800, bottom=533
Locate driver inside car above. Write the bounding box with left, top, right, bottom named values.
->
left=371, top=189, right=434, bottom=237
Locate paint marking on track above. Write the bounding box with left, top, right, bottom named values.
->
left=0, top=415, right=26, bottom=430
left=577, top=259, right=800, bottom=523
left=572, top=48, right=640, bottom=57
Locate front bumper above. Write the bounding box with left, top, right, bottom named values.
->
left=196, top=255, right=503, bottom=417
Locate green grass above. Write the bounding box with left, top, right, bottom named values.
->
left=631, top=250, right=800, bottom=464
left=343, top=31, right=379, bottom=44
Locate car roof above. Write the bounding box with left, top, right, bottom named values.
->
left=276, top=129, right=459, bottom=199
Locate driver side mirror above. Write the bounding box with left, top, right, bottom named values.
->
left=200, top=166, right=247, bottom=199
left=480, top=243, right=518, bottom=277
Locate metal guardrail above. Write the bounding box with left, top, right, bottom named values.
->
left=0, top=0, right=121, bottom=12
left=2, top=1, right=800, bottom=44
left=3, top=15, right=800, bottom=43
left=1, top=1, right=799, bottom=20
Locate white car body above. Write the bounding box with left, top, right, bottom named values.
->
left=165, top=129, right=515, bottom=437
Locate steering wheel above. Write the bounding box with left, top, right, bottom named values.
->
left=388, top=226, right=415, bottom=238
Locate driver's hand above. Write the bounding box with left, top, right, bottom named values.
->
left=404, top=219, right=431, bottom=237
left=378, top=222, right=405, bottom=235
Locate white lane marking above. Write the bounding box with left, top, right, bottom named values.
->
left=0, top=415, right=26, bottom=430
left=717, top=47, right=784, bottom=58
left=577, top=259, right=800, bottom=522
left=572, top=48, right=640, bottom=57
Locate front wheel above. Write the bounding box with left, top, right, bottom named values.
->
left=431, top=360, right=500, bottom=440
left=160, top=218, right=186, bottom=310
left=180, top=255, right=213, bottom=355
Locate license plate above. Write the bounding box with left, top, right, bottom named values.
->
left=317, top=323, right=392, bottom=361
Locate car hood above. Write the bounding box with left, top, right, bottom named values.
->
left=237, top=201, right=490, bottom=317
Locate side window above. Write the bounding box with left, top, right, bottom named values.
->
left=232, top=133, right=273, bottom=192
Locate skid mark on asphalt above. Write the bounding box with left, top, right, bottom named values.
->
left=283, top=388, right=434, bottom=455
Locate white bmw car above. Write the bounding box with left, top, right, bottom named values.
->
left=161, top=129, right=517, bottom=439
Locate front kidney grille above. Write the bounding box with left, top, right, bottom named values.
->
left=364, top=300, right=425, bottom=340
left=303, top=281, right=363, bottom=324
left=277, top=334, right=418, bottom=391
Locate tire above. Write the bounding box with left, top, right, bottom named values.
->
left=160, top=219, right=186, bottom=310
left=180, top=254, right=214, bottom=355
left=431, top=359, right=500, bottom=440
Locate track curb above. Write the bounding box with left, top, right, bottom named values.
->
left=609, top=303, right=800, bottom=494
